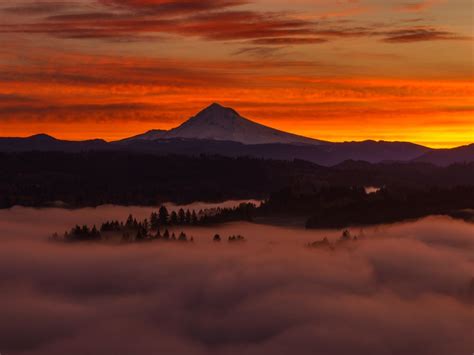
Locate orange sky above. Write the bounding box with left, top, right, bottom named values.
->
left=0, top=0, right=473, bottom=147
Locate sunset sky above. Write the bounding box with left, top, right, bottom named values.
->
left=0, top=0, right=472, bottom=147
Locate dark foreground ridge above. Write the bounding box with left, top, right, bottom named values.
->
left=2, top=151, right=474, bottom=209
left=47, top=186, right=474, bottom=233
left=259, top=185, right=474, bottom=228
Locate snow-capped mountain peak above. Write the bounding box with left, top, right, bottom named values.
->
left=124, top=103, right=325, bottom=145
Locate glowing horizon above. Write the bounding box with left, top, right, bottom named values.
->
left=0, top=0, right=473, bottom=148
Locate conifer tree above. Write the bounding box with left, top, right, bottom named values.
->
left=150, top=212, right=159, bottom=229
left=159, top=206, right=169, bottom=225
left=178, top=208, right=186, bottom=225
left=191, top=210, right=198, bottom=225
left=170, top=211, right=179, bottom=225
left=185, top=209, right=192, bottom=224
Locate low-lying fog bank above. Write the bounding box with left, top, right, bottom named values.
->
left=0, top=206, right=473, bottom=355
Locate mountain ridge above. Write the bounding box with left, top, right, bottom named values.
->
left=0, top=103, right=472, bottom=166
left=124, top=103, right=326, bottom=145
left=414, top=143, right=474, bottom=167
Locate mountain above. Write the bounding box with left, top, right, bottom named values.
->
left=0, top=134, right=431, bottom=166
left=125, top=103, right=325, bottom=145
left=0, top=134, right=108, bottom=152
left=119, top=138, right=430, bottom=166
left=0, top=103, right=471, bottom=167
left=123, top=129, right=167, bottom=141
left=414, top=144, right=474, bottom=166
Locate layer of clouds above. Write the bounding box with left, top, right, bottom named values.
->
left=0, top=206, right=473, bottom=355
left=382, top=28, right=468, bottom=42
left=0, top=0, right=468, bottom=45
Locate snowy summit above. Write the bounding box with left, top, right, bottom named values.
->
left=125, top=103, right=324, bottom=145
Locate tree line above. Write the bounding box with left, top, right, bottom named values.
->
left=50, top=204, right=255, bottom=243
left=257, top=185, right=474, bottom=228
left=3, top=151, right=474, bottom=209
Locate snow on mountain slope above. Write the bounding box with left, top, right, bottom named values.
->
left=127, top=103, right=325, bottom=145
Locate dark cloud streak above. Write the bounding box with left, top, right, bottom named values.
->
left=99, top=0, right=249, bottom=15
left=1, top=1, right=72, bottom=15
left=382, top=28, right=469, bottom=43
left=1, top=0, right=466, bottom=46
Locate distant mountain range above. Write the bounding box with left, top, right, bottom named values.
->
left=0, top=103, right=472, bottom=166
left=413, top=144, right=474, bottom=166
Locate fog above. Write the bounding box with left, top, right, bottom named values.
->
left=0, top=205, right=473, bottom=355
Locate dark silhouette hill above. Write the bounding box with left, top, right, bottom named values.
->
left=414, top=144, right=474, bottom=166
left=1, top=151, right=473, bottom=209
left=0, top=134, right=109, bottom=152
left=0, top=135, right=433, bottom=166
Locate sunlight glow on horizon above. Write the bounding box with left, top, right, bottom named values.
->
left=0, top=0, right=472, bottom=147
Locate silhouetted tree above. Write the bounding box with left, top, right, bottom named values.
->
left=178, top=208, right=186, bottom=224
left=191, top=210, right=198, bottom=225
left=91, top=225, right=100, bottom=240
left=159, top=206, right=169, bottom=225
left=170, top=211, right=179, bottom=225
left=178, top=232, right=187, bottom=241
left=63, top=224, right=102, bottom=242
left=126, top=214, right=134, bottom=228
left=185, top=209, right=192, bottom=224
left=150, top=212, right=159, bottom=229
left=228, top=235, right=245, bottom=242
left=142, top=218, right=149, bottom=232
left=341, top=230, right=351, bottom=241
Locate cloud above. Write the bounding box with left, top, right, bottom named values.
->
left=0, top=93, right=40, bottom=104
left=250, top=37, right=327, bottom=45
left=0, top=102, right=159, bottom=120
left=0, top=1, right=323, bottom=45
left=0, top=208, right=473, bottom=355
left=394, top=1, right=439, bottom=13
left=101, top=0, right=251, bottom=17
left=0, top=0, right=466, bottom=48
left=1, top=1, right=73, bottom=15
left=382, top=28, right=469, bottom=43
left=233, top=46, right=285, bottom=58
